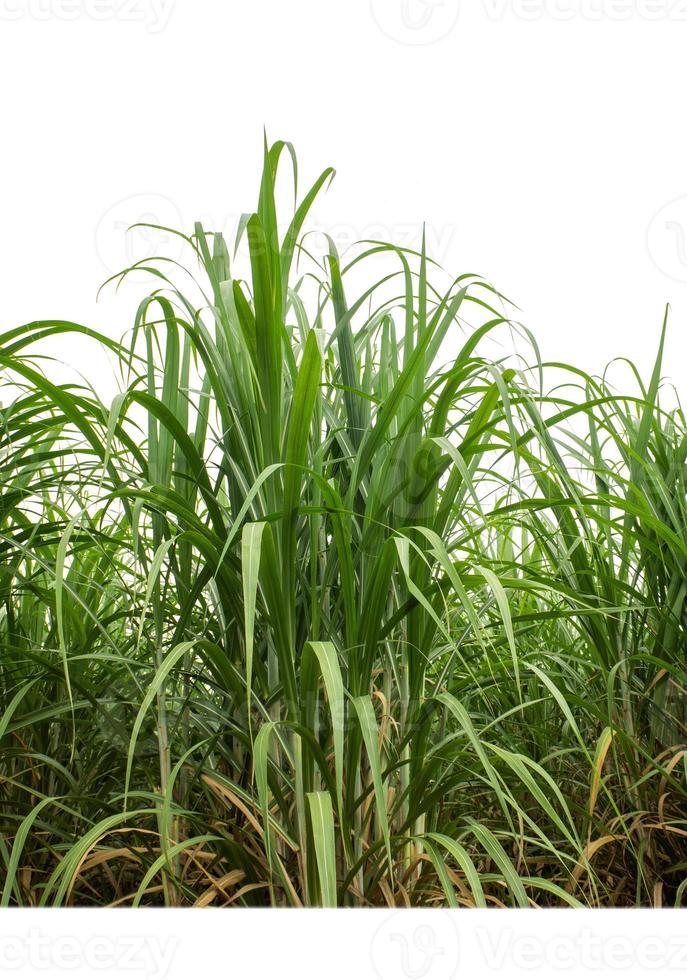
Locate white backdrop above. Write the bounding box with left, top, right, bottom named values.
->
left=1, top=908, right=687, bottom=978
left=1, top=1, right=686, bottom=394
left=1, top=6, right=686, bottom=974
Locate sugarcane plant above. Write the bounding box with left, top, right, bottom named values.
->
left=0, top=140, right=686, bottom=907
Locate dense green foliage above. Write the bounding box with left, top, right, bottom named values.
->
left=1, top=142, right=686, bottom=907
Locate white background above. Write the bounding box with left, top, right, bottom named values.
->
left=1, top=1, right=687, bottom=392
left=1, top=909, right=687, bottom=978
left=1, top=2, right=687, bottom=975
